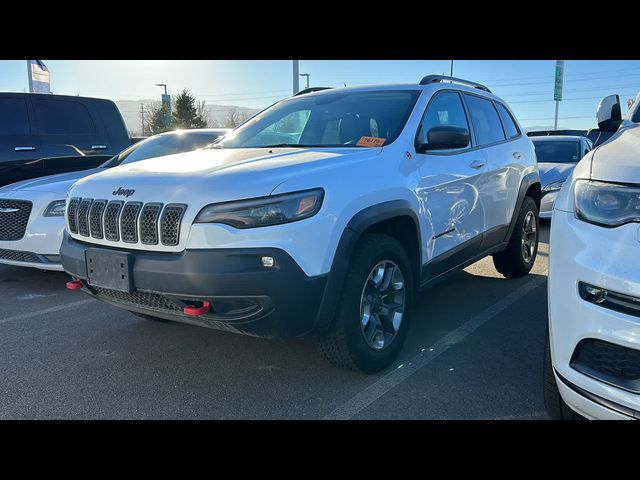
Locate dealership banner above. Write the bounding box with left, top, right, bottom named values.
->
left=28, top=60, right=50, bottom=93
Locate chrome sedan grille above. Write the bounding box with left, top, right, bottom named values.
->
left=0, top=199, right=32, bottom=241
left=66, top=197, right=186, bottom=247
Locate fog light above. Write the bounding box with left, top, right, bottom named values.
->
left=579, top=282, right=607, bottom=304
left=261, top=256, right=275, bottom=268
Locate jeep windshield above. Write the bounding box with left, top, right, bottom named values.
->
left=216, top=89, right=420, bottom=149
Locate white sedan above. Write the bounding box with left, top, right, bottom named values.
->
left=546, top=94, right=640, bottom=419
left=0, top=128, right=229, bottom=271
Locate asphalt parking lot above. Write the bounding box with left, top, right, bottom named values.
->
left=0, top=223, right=551, bottom=420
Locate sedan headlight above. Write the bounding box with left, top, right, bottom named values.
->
left=574, top=180, right=640, bottom=227
left=543, top=180, right=565, bottom=193
left=44, top=200, right=67, bottom=217
left=194, top=189, right=324, bottom=228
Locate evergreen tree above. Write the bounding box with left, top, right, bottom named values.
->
left=172, top=89, right=209, bottom=129
left=148, top=103, right=172, bottom=134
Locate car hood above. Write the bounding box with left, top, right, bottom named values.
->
left=0, top=168, right=103, bottom=196
left=69, top=147, right=382, bottom=202
left=590, top=123, right=640, bottom=183
left=538, top=162, right=576, bottom=186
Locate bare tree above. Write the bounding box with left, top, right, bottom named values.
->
left=224, top=107, right=251, bottom=128
left=196, top=100, right=210, bottom=128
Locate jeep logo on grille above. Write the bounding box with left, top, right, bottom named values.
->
left=112, top=187, right=135, bottom=197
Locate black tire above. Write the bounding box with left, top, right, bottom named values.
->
left=493, top=196, right=539, bottom=278
left=319, top=233, right=413, bottom=374
left=543, top=329, right=581, bottom=420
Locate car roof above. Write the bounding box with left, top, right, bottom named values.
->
left=530, top=135, right=584, bottom=142
left=291, top=82, right=507, bottom=103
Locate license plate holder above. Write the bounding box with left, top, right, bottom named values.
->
left=86, top=249, right=134, bottom=292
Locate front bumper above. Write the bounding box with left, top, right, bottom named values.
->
left=60, top=233, right=328, bottom=338
left=548, top=210, right=640, bottom=419
left=0, top=192, right=66, bottom=270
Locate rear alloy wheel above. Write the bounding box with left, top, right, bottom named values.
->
left=319, top=233, right=413, bottom=373
left=493, top=196, right=539, bottom=278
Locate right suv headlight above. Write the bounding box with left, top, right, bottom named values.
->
left=574, top=179, right=640, bottom=227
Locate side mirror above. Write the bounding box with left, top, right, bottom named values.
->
left=596, top=94, right=622, bottom=132
left=418, top=126, right=470, bottom=152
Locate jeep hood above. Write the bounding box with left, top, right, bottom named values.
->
left=590, top=124, right=640, bottom=183
left=69, top=147, right=382, bottom=202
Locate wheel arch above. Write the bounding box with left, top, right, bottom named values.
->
left=311, top=200, right=422, bottom=334
left=504, top=172, right=541, bottom=243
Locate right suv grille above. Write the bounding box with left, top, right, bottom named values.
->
left=0, top=199, right=32, bottom=241
left=66, top=198, right=186, bottom=247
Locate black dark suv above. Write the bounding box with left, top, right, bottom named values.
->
left=0, top=93, right=132, bottom=187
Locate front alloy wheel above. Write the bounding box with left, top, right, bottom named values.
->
left=360, top=260, right=405, bottom=350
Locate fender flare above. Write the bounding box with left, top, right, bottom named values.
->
left=312, top=200, right=422, bottom=334
left=504, top=172, right=541, bottom=243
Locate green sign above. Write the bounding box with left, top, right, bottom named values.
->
left=161, top=93, right=171, bottom=113
left=554, top=60, right=564, bottom=101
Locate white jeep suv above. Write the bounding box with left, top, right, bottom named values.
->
left=61, top=76, right=540, bottom=373
left=546, top=93, right=640, bottom=419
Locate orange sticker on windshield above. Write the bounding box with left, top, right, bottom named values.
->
left=357, top=136, right=386, bottom=147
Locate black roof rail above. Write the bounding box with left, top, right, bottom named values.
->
left=294, top=87, right=334, bottom=96
left=419, top=75, right=492, bottom=93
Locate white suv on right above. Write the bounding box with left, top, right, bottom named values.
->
left=546, top=93, right=640, bottom=419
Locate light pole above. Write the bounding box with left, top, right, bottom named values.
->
left=293, top=61, right=300, bottom=95
left=299, top=73, right=310, bottom=89
left=155, top=83, right=167, bottom=95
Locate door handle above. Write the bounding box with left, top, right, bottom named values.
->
left=91, top=145, right=108, bottom=150
left=470, top=160, right=486, bottom=169
left=14, top=146, right=36, bottom=151
left=513, top=151, right=522, bottom=159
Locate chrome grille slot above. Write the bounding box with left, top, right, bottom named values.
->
left=139, top=203, right=162, bottom=245
left=0, top=199, right=32, bottom=241
left=66, top=198, right=80, bottom=234
left=89, top=200, right=107, bottom=239
left=69, top=198, right=186, bottom=248
left=77, top=198, right=93, bottom=237
left=104, top=201, right=124, bottom=242
left=120, top=202, right=142, bottom=243
left=160, top=204, right=186, bottom=246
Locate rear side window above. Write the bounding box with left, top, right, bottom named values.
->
left=36, top=99, right=96, bottom=135
left=464, top=94, right=506, bottom=146
left=417, top=92, right=471, bottom=150
left=495, top=102, right=520, bottom=139
left=0, top=98, right=31, bottom=135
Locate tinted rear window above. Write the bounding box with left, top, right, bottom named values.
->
left=532, top=140, right=580, bottom=163
left=495, top=102, right=520, bottom=139
left=464, top=94, right=506, bottom=146
left=36, top=99, right=96, bottom=135
left=0, top=98, right=31, bottom=135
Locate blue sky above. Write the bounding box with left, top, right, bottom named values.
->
left=2, top=60, right=640, bottom=130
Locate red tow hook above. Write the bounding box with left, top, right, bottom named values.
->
left=183, top=301, right=211, bottom=317
left=66, top=279, right=83, bottom=290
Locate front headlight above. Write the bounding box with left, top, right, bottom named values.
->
left=543, top=180, right=564, bottom=193
left=44, top=200, right=67, bottom=217
left=574, top=180, right=640, bottom=227
left=194, top=188, right=324, bottom=228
